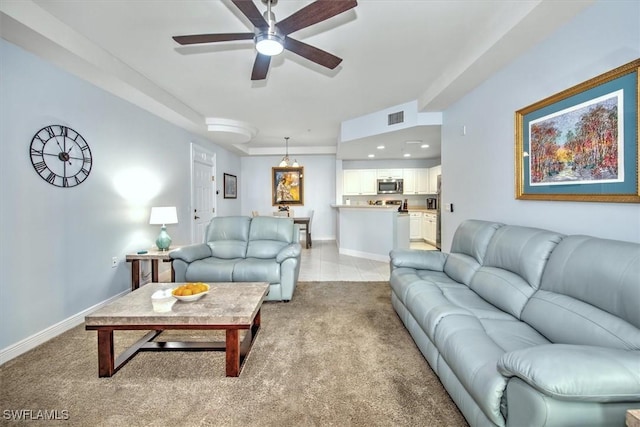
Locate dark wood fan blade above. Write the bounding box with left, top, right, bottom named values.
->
left=284, top=37, right=342, bottom=69
left=231, top=0, right=268, bottom=29
left=277, top=0, right=357, bottom=36
left=251, top=53, right=271, bottom=80
left=173, top=33, right=254, bottom=45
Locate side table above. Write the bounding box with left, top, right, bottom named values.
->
left=628, top=410, right=640, bottom=427
left=125, top=247, right=181, bottom=291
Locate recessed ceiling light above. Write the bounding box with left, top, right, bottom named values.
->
left=421, top=144, right=429, bottom=148
left=377, top=145, right=385, bottom=150
left=368, top=154, right=375, bottom=158
left=405, top=140, right=422, bottom=144
left=403, top=153, right=411, bottom=157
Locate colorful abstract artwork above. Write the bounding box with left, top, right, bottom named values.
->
left=515, top=59, right=639, bottom=203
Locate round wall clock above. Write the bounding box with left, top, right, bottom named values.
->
left=29, top=125, right=93, bottom=188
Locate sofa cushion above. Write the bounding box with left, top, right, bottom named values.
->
left=433, top=314, right=509, bottom=426
left=205, top=216, right=251, bottom=259
left=185, top=257, right=239, bottom=282
left=246, top=216, right=294, bottom=259
left=434, top=313, right=551, bottom=425
left=390, top=268, right=451, bottom=305
left=443, top=220, right=503, bottom=285
left=233, top=258, right=280, bottom=283
left=469, top=226, right=564, bottom=319
left=522, top=235, right=640, bottom=350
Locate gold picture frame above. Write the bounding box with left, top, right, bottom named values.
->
left=272, top=167, right=304, bottom=206
left=515, top=58, right=639, bottom=203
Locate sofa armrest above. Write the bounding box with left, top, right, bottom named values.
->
left=498, top=344, right=640, bottom=402
left=389, top=249, right=447, bottom=271
left=169, top=244, right=212, bottom=263
left=276, top=242, right=301, bottom=263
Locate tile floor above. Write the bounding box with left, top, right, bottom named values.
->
left=298, top=239, right=438, bottom=282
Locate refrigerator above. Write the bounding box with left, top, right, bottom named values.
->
left=436, top=175, right=441, bottom=250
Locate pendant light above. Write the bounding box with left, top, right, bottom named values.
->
left=278, top=137, right=299, bottom=167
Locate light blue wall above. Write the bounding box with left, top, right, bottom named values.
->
left=240, top=155, right=337, bottom=240
left=0, top=40, right=241, bottom=351
left=441, top=0, right=640, bottom=251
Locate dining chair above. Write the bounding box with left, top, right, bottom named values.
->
left=252, top=211, right=259, bottom=217
left=299, top=210, right=313, bottom=247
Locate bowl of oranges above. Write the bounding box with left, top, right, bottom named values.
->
left=171, top=282, right=210, bottom=302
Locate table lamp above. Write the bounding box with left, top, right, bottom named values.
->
left=149, top=206, right=178, bottom=250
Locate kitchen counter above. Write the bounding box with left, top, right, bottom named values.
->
left=407, top=208, right=438, bottom=213
left=331, top=204, right=400, bottom=209
left=332, top=205, right=410, bottom=261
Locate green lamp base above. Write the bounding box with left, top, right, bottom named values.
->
left=155, top=225, right=172, bottom=251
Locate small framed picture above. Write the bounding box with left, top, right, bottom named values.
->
left=223, top=173, right=237, bottom=199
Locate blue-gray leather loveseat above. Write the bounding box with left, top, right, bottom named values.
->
left=170, top=216, right=301, bottom=301
left=390, top=219, right=640, bottom=427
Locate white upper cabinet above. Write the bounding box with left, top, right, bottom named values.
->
left=343, top=166, right=440, bottom=196
left=343, top=169, right=377, bottom=195
left=377, top=169, right=403, bottom=179
left=403, top=168, right=430, bottom=195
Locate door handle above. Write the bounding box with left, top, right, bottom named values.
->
left=194, top=215, right=200, bottom=220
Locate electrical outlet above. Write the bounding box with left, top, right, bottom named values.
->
left=111, top=257, right=118, bottom=268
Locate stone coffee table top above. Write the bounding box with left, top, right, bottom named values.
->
left=85, top=282, right=269, bottom=327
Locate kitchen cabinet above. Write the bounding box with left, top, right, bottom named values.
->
left=422, top=213, right=429, bottom=241
left=410, top=212, right=422, bottom=240
left=423, top=212, right=437, bottom=245
left=403, top=168, right=430, bottom=195
left=429, top=165, right=442, bottom=194
left=377, top=169, right=403, bottom=179
left=343, top=169, right=377, bottom=195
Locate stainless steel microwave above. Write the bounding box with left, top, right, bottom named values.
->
left=377, top=179, right=403, bottom=194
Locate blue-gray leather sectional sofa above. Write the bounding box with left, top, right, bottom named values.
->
left=390, top=219, right=639, bottom=427
left=170, top=216, right=301, bottom=301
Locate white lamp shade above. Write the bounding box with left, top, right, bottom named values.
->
left=149, top=206, right=178, bottom=225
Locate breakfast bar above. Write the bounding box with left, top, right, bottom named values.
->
left=332, top=205, right=410, bottom=261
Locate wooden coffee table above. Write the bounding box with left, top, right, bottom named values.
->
left=85, top=282, right=269, bottom=377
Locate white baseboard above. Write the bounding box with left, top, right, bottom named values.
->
left=0, top=289, right=129, bottom=366
left=338, top=247, right=389, bottom=262
left=300, top=236, right=336, bottom=241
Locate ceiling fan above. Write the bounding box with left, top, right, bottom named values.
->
left=172, top=0, right=357, bottom=80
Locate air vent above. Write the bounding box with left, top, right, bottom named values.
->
left=388, top=111, right=404, bottom=125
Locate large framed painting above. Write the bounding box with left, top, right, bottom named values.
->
left=515, top=58, right=639, bottom=203
left=223, top=173, right=237, bottom=199
left=272, top=167, right=304, bottom=206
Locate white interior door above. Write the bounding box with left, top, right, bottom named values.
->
left=191, top=144, right=216, bottom=244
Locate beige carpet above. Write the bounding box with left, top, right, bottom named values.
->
left=0, top=282, right=467, bottom=426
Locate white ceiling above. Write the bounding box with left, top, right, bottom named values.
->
left=0, top=0, right=593, bottom=160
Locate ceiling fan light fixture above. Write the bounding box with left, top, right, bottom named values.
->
left=255, top=32, right=284, bottom=56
